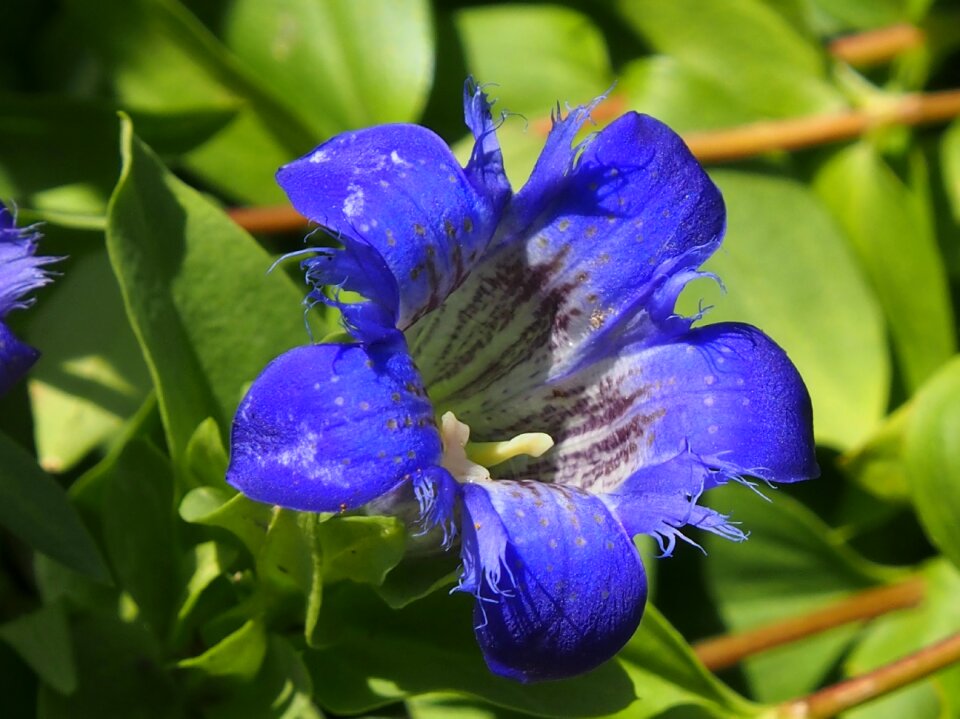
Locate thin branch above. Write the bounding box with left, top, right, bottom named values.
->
left=226, top=205, right=308, bottom=234
left=828, top=24, right=926, bottom=67
left=683, top=88, right=960, bottom=163
left=693, top=579, right=926, bottom=672
left=779, top=632, right=960, bottom=719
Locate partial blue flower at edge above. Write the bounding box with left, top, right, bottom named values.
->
left=0, top=206, right=56, bottom=396
left=228, top=82, right=819, bottom=683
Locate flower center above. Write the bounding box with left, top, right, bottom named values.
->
left=439, top=411, right=554, bottom=483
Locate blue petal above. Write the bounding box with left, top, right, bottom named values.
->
left=277, top=85, right=510, bottom=338
left=457, top=480, right=646, bottom=682
left=228, top=339, right=449, bottom=514
left=0, top=207, right=56, bottom=319
left=411, top=111, right=724, bottom=404
left=449, top=322, right=816, bottom=511
left=0, top=321, right=39, bottom=396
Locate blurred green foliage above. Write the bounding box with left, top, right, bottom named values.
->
left=2, top=0, right=960, bottom=717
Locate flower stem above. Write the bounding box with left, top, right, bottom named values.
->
left=778, top=631, right=960, bottom=719
left=683, top=89, right=960, bottom=163
left=226, top=205, right=307, bottom=234
left=827, top=24, right=925, bottom=67
left=693, top=578, right=925, bottom=672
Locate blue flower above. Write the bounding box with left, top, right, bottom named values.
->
left=227, top=83, right=818, bottom=682
left=0, top=206, right=57, bottom=396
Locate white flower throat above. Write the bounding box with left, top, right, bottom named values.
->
left=439, top=411, right=554, bottom=483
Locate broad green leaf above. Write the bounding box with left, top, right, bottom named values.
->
left=703, top=485, right=902, bottom=702
left=619, top=56, right=760, bottom=133
left=616, top=0, right=844, bottom=119
left=843, top=560, right=960, bottom=719
left=904, top=358, right=960, bottom=569
left=36, top=612, right=181, bottom=718
left=814, top=142, right=955, bottom=392
left=304, top=585, right=638, bottom=716
left=678, top=171, right=889, bottom=449
left=55, top=0, right=315, bottom=202
left=176, top=618, right=267, bottom=682
left=202, top=635, right=323, bottom=719
left=0, top=430, right=109, bottom=581
left=223, top=0, right=434, bottom=137
left=179, top=488, right=273, bottom=558
left=101, top=439, right=181, bottom=637
left=107, top=116, right=320, bottom=462
left=0, top=602, right=76, bottom=695
left=27, top=250, right=151, bottom=473
left=257, top=508, right=313, bottom=600
left=612, top=606, right=757, bottom=719
left=453, top=5, right=611, bottom=116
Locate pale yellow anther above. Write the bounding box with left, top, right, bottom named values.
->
left=438, top=411, right=554, bottom=484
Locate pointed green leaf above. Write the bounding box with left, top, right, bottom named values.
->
left=223, top=0, right=434, bottom=137
left=101, top=439, right=180, bottom=637
left=616, top=0, right=844, bottom=119
left=107, top=115, right=323, bottom=463
left=179, top=488, right=273, bottom=558
left=814, top=142, right=955, bottom=391
left=0, top=602, right=76, bottom=695
left=176, top=618, right=267, bottom=682
left=904, top=358, right=960, bottom=570
left=0, top=430, right=109, bottom=581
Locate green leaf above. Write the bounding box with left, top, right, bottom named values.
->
left=814, top=142, right=955, bottom=392
left=454, top=5, right=611, bottom=116
left=703, top=485, right=902, bottom=702
left=904, top=358, right=960, bottom=570
left=201, top=635, right=323, bottom=719
left=183, top=418, right=230, bottom=490
left=942, top=118, right=960, bottom=224
left=616, top=0, right=844, bottom=120
left=840, top=403, right=912, bottom=502
left=223, top=0, right=434, bottom=137
left=176, top=541, right=236, bottom=628
left=179, top=488, right=273, bottom=558
left=318, top=515, right=406, bottom=585
left=409, top=694, right=533, bottom=719
left=176, top=618, right=268, bottom=683
left=304, top=585, right=638, bottom=716
left=36, top=612, right=181, bottom=718
left=678, top=170, right=889, bottom=449
left=612, top=606, right=757, bottom=719
left=106, top=115, right=322, bottom=463
left=27, top=249, right=151, bottom=473
left=101, top=439, right=181, bottom=637
left=619, top=56, right=759, bottom=134
left=0, top=430, right=109, bottom=581
left=0, top=602, right=76, bottom=695
left=55, top=0, right=316, bottom=202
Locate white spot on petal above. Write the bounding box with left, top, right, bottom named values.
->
left=308, top=149, right=329, bottom=163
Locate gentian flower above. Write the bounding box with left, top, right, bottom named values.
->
left=228, top=83, right=818, bottom=682
left=0, top=206, right=56, bottom=396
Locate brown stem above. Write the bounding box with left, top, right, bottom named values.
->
left=683, top=88, right=960, bottom=163
left=779, top=632, right=960, bottom=719
left=693, top=579, right=925, bottom=672
left=226, top=205, right=308, bottom=234
left=828, top=24, right=926, bottom=67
